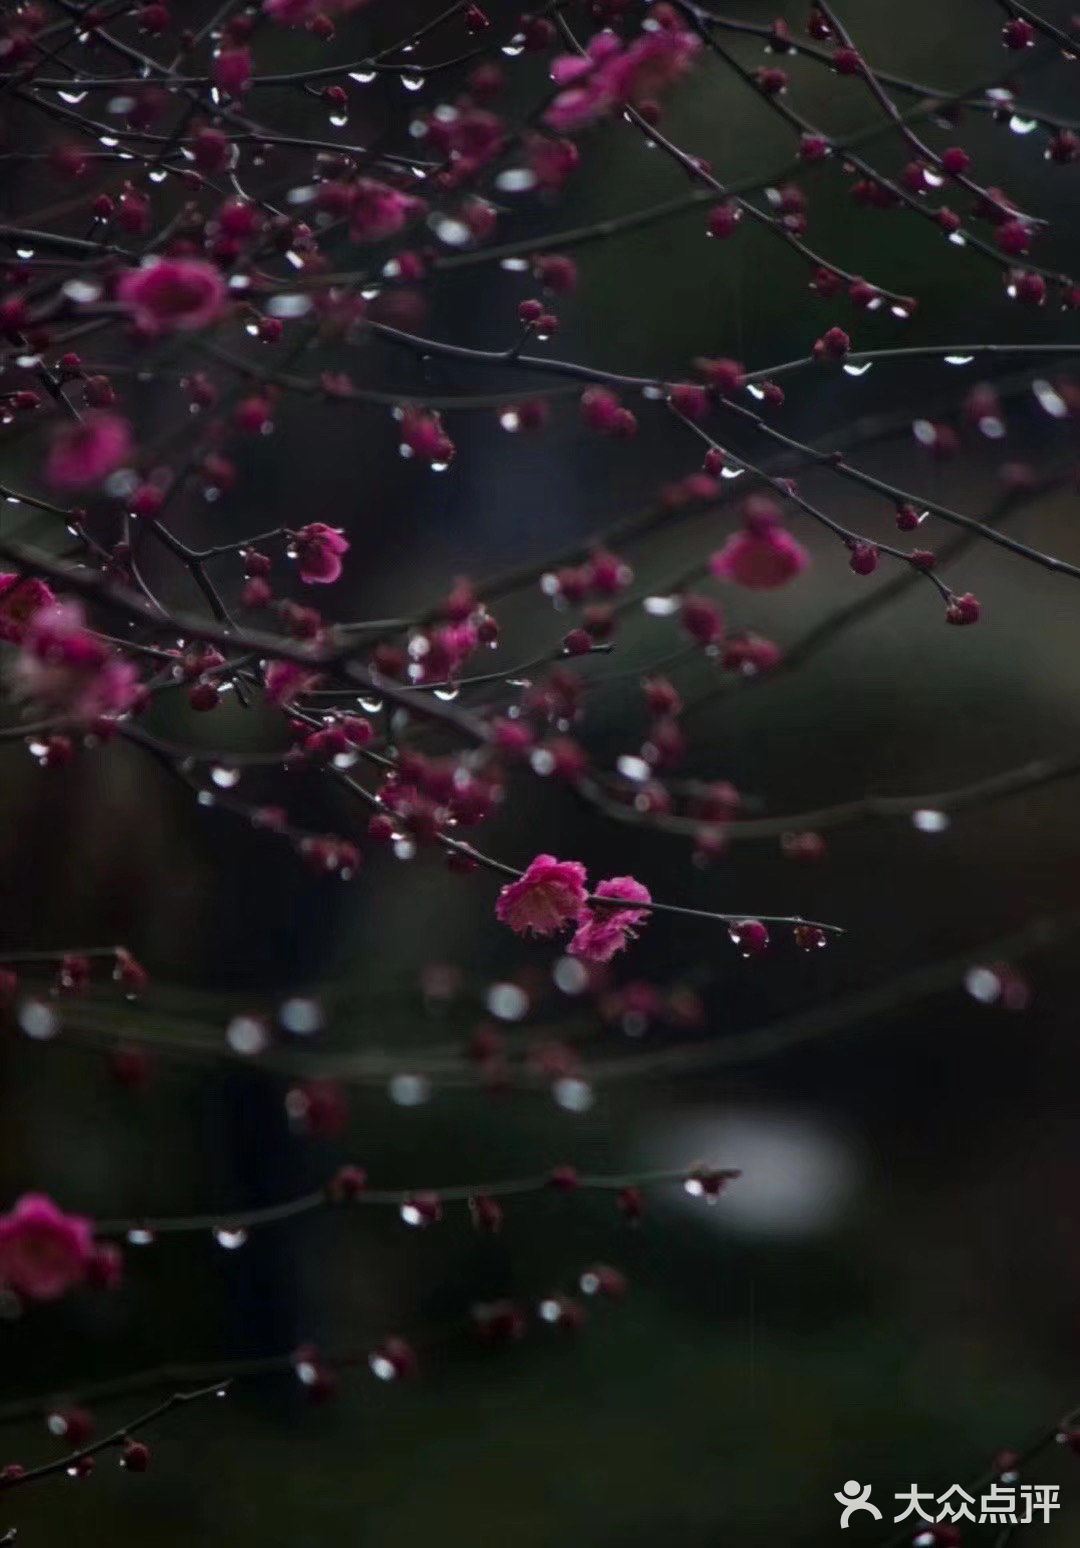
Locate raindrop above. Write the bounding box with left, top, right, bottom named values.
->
left=499, top=257, right=529, bottom=272
left=616, top=754, right=652, bottom=782
left=746, top=384, right=765, bottom=400
left=553, top=956, right=589, bottom=995
left=485, top=982, right=529, bottom=1021
left=643, top=595, right=679, bottom=616
left=399, top=72, right=424, bottom=92
left=65, top=277, right=102, bottom=303
left=329, top=111, right=348, bottom=128
left=911, top=808, right=949, bottom=833
left=494, top=168, right=538, bottom=193
left=499, top=409, right=522, bottom=432
left=126, top=1226, right=154, bottom=1246
left=348, top=68, right=377, bottom=85
left=18, top=999, right=58, bottom=1041
left=842, top=361, right=873, bottom=376
left=430, top=215, right=471, bottom=245
left=357, top=694, right=383, bottom=714
left=433, top=686, right=459, bottom=702
left=58, top=87, right=88, bottom=104
left=388, top=1072, right=430, bottom=1106
left=226, top=1014, right=269, bottom=1055
left=213, top=1226, right=248, bottom=1250
left=720, top=465, right=745, bottom=480
left=211, top=766, right=240, bottom=788
left=1008, top=115, right=1038, bottom=135
left=964, top=966, right=1002, bottom=1003
left=553, top=1077, right=594, bottom=1113
left=281, top=995, right=323, bottom=1036
left=944, top=354, right=975, bottom=366
left=1033, top=379, right=1069, bottom=417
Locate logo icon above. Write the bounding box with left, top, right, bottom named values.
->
left=835, top=1481, right=883, bottom=1528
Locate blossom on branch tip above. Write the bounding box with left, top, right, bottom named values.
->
left=0, top=1193, right=95, bottom=1301
left=293, top=524, right=349, bottom=584
left=495, top=855, right=588, bottom=937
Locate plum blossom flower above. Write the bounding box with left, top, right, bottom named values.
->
left=294, top=523, right=349, bottom=584
left=545, top=28, right=699, bottom=133
left=117, top=258, right=227, bottom=334
left=569, top=876, right=651, bottom=962
left=14, top=601, right=141, bottom=722
left=212, top=45, right=253, bottom=96
left=0, top=1193, right=94, bottom=1301
left=0, top=574, right=55, bottom=643
left=264, top=659, right=321, bottom=706
left=708, top=499, right=810, bottom=589
left=263, top=0, right=320, bottom=21
left=399, top=406, right=455, bottom=466
left=45, top=411, right=131, bottom=490
left=495, top=854, right=588, bottom=937
left=350, top=179, right=425, bottom=242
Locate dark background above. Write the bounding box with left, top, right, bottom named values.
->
left=3, top=0, right=1080, bottom=1542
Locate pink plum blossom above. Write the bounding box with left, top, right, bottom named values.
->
left=117, top=258, right=227, bottom=334
left=399, top=407, right=455, bottom=466
left=0, top=574, right=56, bottom=643
left=45, top=411, right=131, bottom=490
left=545, top=28, right=699, bottom=133
left=265, top=659, right=321, bottom=706
left=294, top=523, right=350, bottom=584
left=709, top=500, right=810, bottom=589
left=263, top=0, right=320, bottom=21
left=14, top=601, right=142, bottom=722
left=569, top=875, right=652, bottom=962
left=0, top=1193, right=95, bottom=1301
left=495, top=854, right=589, bottom=937
left=350, top=180, right=424, bottom=242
